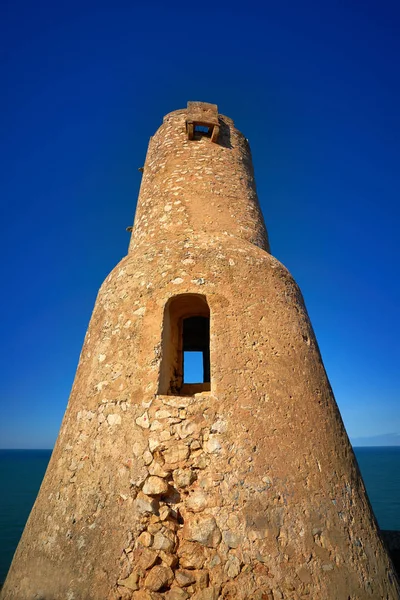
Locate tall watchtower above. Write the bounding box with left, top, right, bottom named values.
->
left=2, top=102, right=398, bottom=600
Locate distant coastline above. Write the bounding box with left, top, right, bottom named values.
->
left=351, top=433, right=400, bottom=447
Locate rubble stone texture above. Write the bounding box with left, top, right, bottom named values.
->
left=2, top=102, right=399, bottom=600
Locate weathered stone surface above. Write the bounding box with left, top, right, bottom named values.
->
left=144, top=565, right=174, bottom=591
left=183, top=515, right=221, bottom=548
left=176, top=420, right=201, bottom=439
left=107, top=413, right=122, bottom=426
left=142, top=476, right=169, bottom=496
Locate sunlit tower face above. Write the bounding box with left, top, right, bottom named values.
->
left=2, top=103, right=398, bottom=600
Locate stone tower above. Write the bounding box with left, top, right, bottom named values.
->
left=2, top=102, right=398, bottom=600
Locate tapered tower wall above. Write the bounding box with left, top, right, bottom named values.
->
left=2, top=104, right=398, bottom=600
left=129, top=109, right=269, bottom=254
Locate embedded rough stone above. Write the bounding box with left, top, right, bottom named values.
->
left=222, top=530, right=242, bottom=548
left=138, top=548, right=159, bottom=570
left=159, top=505, right=171, bottom=521
left=195, top=571, right=209, bottom=589
left=138, top=531, right=154, bottom=547
left=225, top=555, right=241, bottom=578
left=143, top=450, right=153, bottom=465
left=147, top=522, right=162, bottom=535
left=144, top=565, right=174, bottom=591
left=177, top=541, right=206, bottom=569
left=173, top=468, right=196, bottom=488
left=134, top=492, right=159, bottom=515
left=132, top=591, right=162, bottom=600
left=297, top=565, right=312, bottom=584
left=176, top=420, right=200, bottom=439
left=175, top=570, right=196, bottom=587
left=149, top=437, right=162, bottom=452
left=149, top=461, right=170, bottom=478
left=116, top=587, right=136, bottom=600
left=191, top=587, right=220, bottom=600
left=191, top=454, right=209, bottom=470
left=118, top=571, right=140, bottom=591
left=153, top=530, right=176, bottom=552
left=160, top=550, right=178, bottom=568
left=155, top=408, right=179, bottom=419
left=107, top=414, right=122, bottom=426
left=163, top=443, right=190, bottom=464
left=203, top=436, right=221, bottom=454
left=185, top=490, right=208, bottom=512
left=183, top=515, right=221, bottom=547
left=130, top=463, right=149, bottom=488
left=165, top=588, right=189, bottom=600
left=210, top=420, right=227, bottom=433
left=143, top=476, right=169, bottom=496
left=136, top=411, right=150, bottom=429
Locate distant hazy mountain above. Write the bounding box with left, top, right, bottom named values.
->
left=351, top=432, right=400, bottom=447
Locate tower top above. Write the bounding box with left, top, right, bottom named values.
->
left=129, top=101, right=270, bottom=254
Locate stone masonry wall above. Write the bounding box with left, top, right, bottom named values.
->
left=2, top=106, right=399, bottom=600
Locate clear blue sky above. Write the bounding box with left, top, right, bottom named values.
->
left=1, top=0, right=399, bottom=448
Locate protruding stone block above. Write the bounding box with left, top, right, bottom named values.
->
left=186, top=101, right=219, bottom=143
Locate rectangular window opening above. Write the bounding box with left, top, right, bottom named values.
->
left=158, top=295, right=211, bottom=396
left=194, top=125, right=210, bottom=134
left=183, top=351, right=204, bottom=383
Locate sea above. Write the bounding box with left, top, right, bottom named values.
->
left=0, top=447, right=399, bottom=584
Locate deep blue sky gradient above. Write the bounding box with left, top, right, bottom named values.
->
left=1, top=0, right=399, bottom=448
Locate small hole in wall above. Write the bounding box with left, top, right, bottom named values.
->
left=194, top=125, right=210, bottom=134
left=184, top=351, right=204, bottom=383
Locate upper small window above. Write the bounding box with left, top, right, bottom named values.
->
left=194, top=125, right=211, bottom=137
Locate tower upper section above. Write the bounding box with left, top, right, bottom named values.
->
left=129, top=102, right=270, bottom=253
